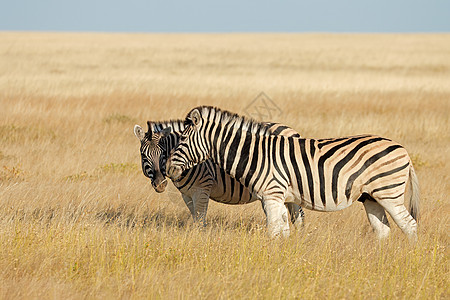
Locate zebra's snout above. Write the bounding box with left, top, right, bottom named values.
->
left=154, top=179, right=168, bottom=193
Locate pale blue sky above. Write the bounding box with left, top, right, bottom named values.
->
left=1, top=0, right=449, bottom=32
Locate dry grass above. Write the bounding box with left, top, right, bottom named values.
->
left=0, top=32, right=449, bottom=299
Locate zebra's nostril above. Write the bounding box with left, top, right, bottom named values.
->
left=155, top=181, right=167, bottom=193
left=160, top=179, right=168, bottom=188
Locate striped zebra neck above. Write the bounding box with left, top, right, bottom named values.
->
left=163, top=132, right=181, bottom=159
left=190, top=106, right=277, bottom=187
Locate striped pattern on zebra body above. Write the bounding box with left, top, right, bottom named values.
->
left=167, top=106, right=420, bottom=240
left=134, top=120, right=305, bottom=226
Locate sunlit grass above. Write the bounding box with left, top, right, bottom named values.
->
left=0, top=32, right=449, bottom=299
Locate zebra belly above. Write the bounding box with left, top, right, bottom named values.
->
left=209, top=171, right=257, bottom=205
left=173, top=162, right=256, bottom=205
left=292, top=189, right=354, bottom=212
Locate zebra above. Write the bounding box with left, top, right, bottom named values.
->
left=167, top=106, right=420, bottom=240
left=134, top=120, right=305, bottom=226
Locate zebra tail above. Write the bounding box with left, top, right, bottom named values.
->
left=408, top=163, right=420, bottom=222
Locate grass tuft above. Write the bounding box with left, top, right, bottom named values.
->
left=0, top=165, right=26, bottom=182
left=0, top=124, right=56, bottom=143
left=103, top=114, right=136, bottom=124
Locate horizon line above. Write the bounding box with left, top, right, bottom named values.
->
left=1, top=30, right=449, bottom=34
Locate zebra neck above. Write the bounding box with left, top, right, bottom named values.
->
left=163, top=132, right=181, bottom=158
left=209, top=123, right=273, bottom=188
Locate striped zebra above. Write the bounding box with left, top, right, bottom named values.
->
left=167, top=106, right=420, bottom=240
left=134, top=120, right=305, bottom=226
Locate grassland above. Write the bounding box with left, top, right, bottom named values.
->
left=0, top=32, right=449, bottom=299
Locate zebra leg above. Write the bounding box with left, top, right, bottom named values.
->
left=192, top=189, right=210, bottom=227
left=285, top=202, right=304, bottom=228
left=375, top=196, right=418, bottom=241
left=362, top=199, right=390, bottom=239
left=260, top=200, right=267, bottom=217
left=181, top=194, right=196, bottom=222
left=263, top=199, right=290, bottom=238
left=261, top=201, right=291, bottom=230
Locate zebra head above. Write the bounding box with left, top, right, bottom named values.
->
left=167, top=108, right=209, bottom=180
left=134, top=122, right=172, bottom=193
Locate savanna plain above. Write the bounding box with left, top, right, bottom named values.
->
left=0, top=33, right=449, bottom=299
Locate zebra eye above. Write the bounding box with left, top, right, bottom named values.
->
left=143, top=164, right=153, bottom=178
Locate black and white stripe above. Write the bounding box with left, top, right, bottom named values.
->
left=134, top=120, right=305, bottom=225
left=167, top=106, right=420, bottom=239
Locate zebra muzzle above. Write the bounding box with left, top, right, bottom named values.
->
left=167, top=165, right=183, bottom=180
left=154, top=179, right=168, bottom=193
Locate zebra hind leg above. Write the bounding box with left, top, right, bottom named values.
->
left=374, top=194, right=418, bottom=241
left=361, top=196, right=391, bottom=239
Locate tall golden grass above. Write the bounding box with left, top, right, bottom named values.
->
left=0, top=32, right=449, bottom=299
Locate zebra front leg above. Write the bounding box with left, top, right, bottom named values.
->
left=362, top=199, right=391, bottom=239
left=181, top=194, right=196, bottom=222
left=261, top=200, right=291, bottom=228
left=192, top=189, right=211, bottom=227
left=263, top=198, right=290, bottom=238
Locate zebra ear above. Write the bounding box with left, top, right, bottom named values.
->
left=189, top=109, right=202, bottom=126
left=134, top=125, right=145, bottom=141
left=160, top=127, right=172, bottom=138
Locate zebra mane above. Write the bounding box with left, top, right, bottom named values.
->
left=189, top=106, right=271, bottom=136
left=146, top=119, right=185, bottom=135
